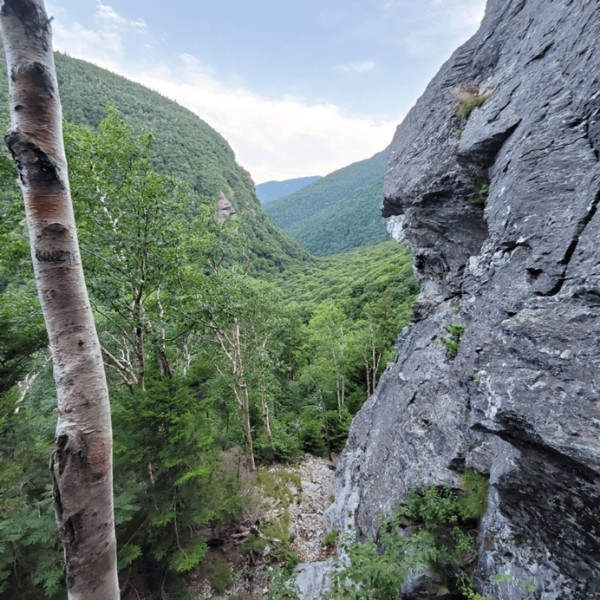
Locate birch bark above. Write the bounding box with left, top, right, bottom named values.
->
left=0, top=1, right=119, bottom=598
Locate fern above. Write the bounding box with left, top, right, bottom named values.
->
left=330, top=474, right=489, bottom=599
left=170, top=536, right=209, bottom=573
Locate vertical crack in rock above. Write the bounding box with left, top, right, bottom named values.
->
left=541, top=189, right=600, bottom=297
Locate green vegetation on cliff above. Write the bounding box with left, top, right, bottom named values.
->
left=330, top=473, right=489, bottom=600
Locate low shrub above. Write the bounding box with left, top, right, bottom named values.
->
left=207, top=557, right=233, bottom=594
left=454, top=85, right=491, bottom=119
left=329, top=472, right=490, bottom=599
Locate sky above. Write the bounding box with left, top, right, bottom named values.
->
left=45, top=0, right=486, bottom=184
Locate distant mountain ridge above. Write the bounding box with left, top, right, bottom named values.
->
left=264, top=150, right=389, bottom=256
left=0, top=49, right=311, bottom=274
left=256, top=176, right=322, bottom=204
left=0, top=48, right=390, bottom=262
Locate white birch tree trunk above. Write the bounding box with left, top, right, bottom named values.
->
left=0, top=1, right=119, bottom=598
left=233, top=318, right=256, bottom=471
left=211, top=320, right=256, bottom=471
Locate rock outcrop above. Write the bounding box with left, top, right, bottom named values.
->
left=215, top=191, right=237, bottom=222
left=327, top=1, right=600, bottom=598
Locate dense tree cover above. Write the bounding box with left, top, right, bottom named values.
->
left=256, top=176, right=322, bottom=204
left=0, top=48, right=313, bottom=276
left=0, top=104, right=416, bottom=598
left=0, top=151, right=47, bottom=395
left=277, top=240, right=416, bottom=323
left=287, top=175, right=389, bottom=255
left=277, top=241, right=417, bottom=420
left=264, top=150, right=389, bottom=255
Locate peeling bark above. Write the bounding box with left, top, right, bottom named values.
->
left=0, top=1, right=119, bottom=598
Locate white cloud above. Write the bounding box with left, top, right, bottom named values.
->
left=392, top=0, right=485, bottom=59
left=50, top=2, right=151, bottom=73
left=52, top=19, right=123, bottom=72
left=134, top=58, right=398, bottom=182
left=49, top=5, right=401, bottom=183
left=437, top=0, right=486, bottom=31
left=96, top=3, right=125, bottom=24
left=374, top=0, right=485, bottom=58
left=336, top=60, right=377, bottom=74
left=131, top=18, right=148, bottom=32
left=94, top=2, right=146, bottom=30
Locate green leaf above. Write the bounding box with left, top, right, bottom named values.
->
left=117, top=544, right=142, bottom=570
left=170, top=537, right=208, bottom=573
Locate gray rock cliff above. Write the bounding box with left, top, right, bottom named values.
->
left=327, top=0, right=600, bottom=598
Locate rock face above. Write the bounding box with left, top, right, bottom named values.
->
left=327, top=1, right=600, bottom=598
left=215, top=191, right=237, bottom=222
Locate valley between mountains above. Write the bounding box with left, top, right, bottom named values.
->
left=1, top=1, right=599, bottom=598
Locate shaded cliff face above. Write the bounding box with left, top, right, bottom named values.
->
left=327, top=0, right=600, bottom=598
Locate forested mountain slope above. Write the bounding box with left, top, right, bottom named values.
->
left=286, top=175, right=387, bottom=255
left=0, top=50, right=311, bottom=275
left=0, top=46, right=420, bottom=599
left=256, top=176, right=321, bottom=204
left=264, top=149, right=389, bottom=255
left=0, top=50, right=388, bottom=262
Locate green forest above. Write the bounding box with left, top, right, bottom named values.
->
left=0, top=53, right=417, bottom=600
left=264, top=150, right=389, bottom=256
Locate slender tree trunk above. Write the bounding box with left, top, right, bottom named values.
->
left=259, top=383, right=274, bottom=446
left=131, top=288, right=146, bottom=389
left=0, top=2, right=119, bottom=599
left=372, top=341, right=381, bottom=392
left=256, top=335, right=273, bottom=447
left=135, top=323, right=145, bottom=388
left=332, top=351, right=342, bottom=410
left=363, top=353, right=372, bottom=397
left=339, top=326, right=346, bottom=408
left=315, top=385, right=333, bottom=462
left=233, top=319, right=255, bottom=470
left=240, top=380, right=256, bottom=471
left=211, top=318, right=257, bottom=470
left=156, top=287, right=173, bottom=378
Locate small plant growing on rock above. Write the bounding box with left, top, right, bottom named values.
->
left=241, top=532, right=268, bottom=556
left=198, top=556, right=234, bottom=595
left=458, top=471, right=489, bottom=520
left=323, top=530, right=339, bottom=548
left=439, top=324, right=466, bottom=358
left=469, top=181, right=489, bottom=205
left=265, top=566, right=301, bottom=600
left=467, top=164, right=490, bottom=205
left=328, top=472, right=489, bottom=599
left=490, top=574, right=537, bottom=600
left=454, top=85, right=492, bottom=119
left=460, top=573, right=491, bottom=600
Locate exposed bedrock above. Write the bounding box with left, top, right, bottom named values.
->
left=327, top=0, right=600, bottom=597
